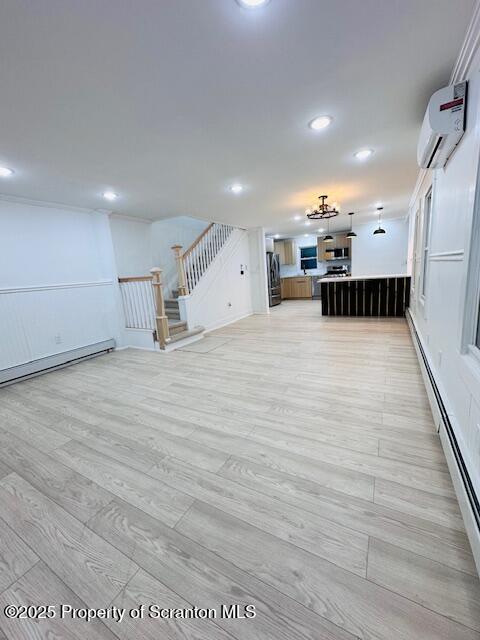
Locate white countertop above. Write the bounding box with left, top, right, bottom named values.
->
left=318, top=273, right=409, bottom=283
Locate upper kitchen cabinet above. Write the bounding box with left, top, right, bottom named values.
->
left=274, top=239, right=296, bottom=265
left=317, top=233, right=351, bottom=261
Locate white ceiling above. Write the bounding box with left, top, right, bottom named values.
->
left=0, top=0, right=475, bottom=235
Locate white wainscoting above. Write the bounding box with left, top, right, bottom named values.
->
left=0, top=281, right=119, bottom=371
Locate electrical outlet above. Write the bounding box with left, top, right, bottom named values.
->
left=54, top=334, right=62, bottom=344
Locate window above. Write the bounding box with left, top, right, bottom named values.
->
left=300, top=245, right=317, bottom=271
left=477, top=302, right=480, bottom=348
left=421, top=189, right=433, bottom=298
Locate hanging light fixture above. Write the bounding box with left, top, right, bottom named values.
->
left=306, top=195, right=340, bottom=220
left=346, top=212, right=357, bottom=238
left=323, top=217, right=334, bottom=242
left=373, top=206, right=386, bottom=235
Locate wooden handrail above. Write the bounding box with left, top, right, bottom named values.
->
left=150, top=268, right=170, bottom=349
left=118, top=276, right=153, bottom=283
left=182, top=223, right=214, bottom=259
left=171, top=245, right=188, bottom=296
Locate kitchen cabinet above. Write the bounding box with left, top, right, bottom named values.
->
left=317, top=233, right=351, bottom=261
left=281, top=276, right=312, bottom=299
left=274, top=239, right=296, bottom=265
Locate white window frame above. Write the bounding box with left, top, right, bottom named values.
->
left=462, top=151, right=480, bottom=357
left=420, top=187, right=433, bottom=302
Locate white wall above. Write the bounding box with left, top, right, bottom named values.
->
left=351, top=217, right=409, bottom=277
left=181, top=229, right=253, bottom=331
left=407, top=26, right=480, bottom=568
left=0, top=198, right=122, bottom=371
left=109, top=215, right=153, bottom=278
left=151, top=216, right=209, bottom=296
left=248, top=227, right=269, bottom=314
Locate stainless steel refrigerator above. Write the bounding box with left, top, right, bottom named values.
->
left=266, top=252, right=281, bottom=307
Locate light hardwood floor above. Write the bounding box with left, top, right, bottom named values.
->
left=0, top=300, right=479, bottom=640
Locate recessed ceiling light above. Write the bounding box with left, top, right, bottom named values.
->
left=103, top=191, right=118, bottom=201
left=230, top=184, right=243, bottom=195
left=305, top=221, right=311, bottom=226
left=0, top=166, right=14, bottom=177
left=317, top=228, right=325, bottom=233
left=309, top=115, right=332, bottom=131
left=274, top=233, right=280, bottom=239
left=354, top=148, right=374, bottom=161
left=236, top=0, right=269, bottom=7
left=294, top=215, right=302, bottom=221
left=304, top=233, right=309, bottom=237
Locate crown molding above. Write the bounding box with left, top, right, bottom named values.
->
left=409, top=2, right=480, bottom=211
left=0, top=192, right=106, bottom=215
left=109, top=212, right=153, bottom=224
left=451, top=0, right=480, bottom=83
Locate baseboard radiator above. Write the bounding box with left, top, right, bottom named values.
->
left=0, top=339, right=115, bottom=386
left=406, top=310, right=480, bottom=576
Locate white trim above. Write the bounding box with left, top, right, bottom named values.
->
left=438, top=421, right=480, bottom=577
left=203, top=311, right=253, bottom=333
left=461, top=113, right=480, bottom=351
left=0, top=340, right=115, bottom=385
left=406, top=310, right=480, bottom=576
left=450, top=1, right=480, bottom=83
left=109, top=212, right=153, bottom=224
left=0, top=192, right=107, bottom=215
left=0, top=280, right=114, bottom=295
left=429, top=250, right=465, bottom=261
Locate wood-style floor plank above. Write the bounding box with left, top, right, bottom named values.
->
left=53, top=440, right=194, bottom=527
left=219, top=456, right=476, bottom=575
left=367, top=538, right=480, bottom=630
left=109, top=568, right=235, bottom=640
left=374, top=477, right=466, bottom=531
left=0, top=429, right=113, bottom=523
left=0, top=473, right=137, bottom=606
left=0, top=562, right=117, bottom=640
left=0, top=515, right=38, bottom=593
left=0, top=301, right=476, bottom=640
left=176, top=501, right=480, bottom=640
left=148, top=456, right=368, bottom=576
left=90, top=498, right=356, bottom=640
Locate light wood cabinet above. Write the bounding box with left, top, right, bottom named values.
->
left=281, top=276, right=312, bottom=299
left=274, top=239, right=296, bottom=265
left=317, top=233, right=351, bottom=261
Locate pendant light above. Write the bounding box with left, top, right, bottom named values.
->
left=323, top=217, right=333, bottom=242
left=373, top=206, right=386, bottom=235
left=346, top=212, right=357, bottom=238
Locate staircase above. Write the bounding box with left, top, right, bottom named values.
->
left=117, top=222, right=234, bottom=351
left=164, top=297, right=203, bottom=344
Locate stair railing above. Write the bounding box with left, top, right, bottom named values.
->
left=171, top=244, right=188, bottom=296
left=174, top=223, right=234, bottom=294
left=118, top=275, right=156, bottom=330
left=150, top=268, right=170, bottom=348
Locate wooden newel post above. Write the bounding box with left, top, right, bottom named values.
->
left=150, top=268, right=170, bottom=348
left=171, top=245, right=188, bottom=296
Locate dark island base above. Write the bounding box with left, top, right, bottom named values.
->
left=321, top=276, right=411, bottom=317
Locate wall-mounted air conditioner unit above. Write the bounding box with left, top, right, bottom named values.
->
left=417, top=81, right=467, bottom=169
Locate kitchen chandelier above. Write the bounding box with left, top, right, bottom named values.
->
left=306, top=195, right=339, bottom=220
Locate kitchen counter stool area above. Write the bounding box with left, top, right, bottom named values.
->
left=320, top=275, right=411, bottom=317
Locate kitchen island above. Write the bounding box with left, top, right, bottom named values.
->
left=319, top=274, right=411, bottom=317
